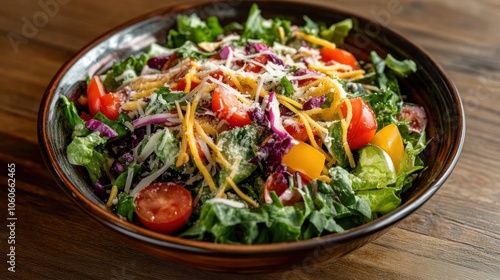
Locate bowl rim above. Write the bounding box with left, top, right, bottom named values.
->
left=38, top=0, right=465, bottom=255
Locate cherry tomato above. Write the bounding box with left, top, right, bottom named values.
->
left=87, top=76, right=106, bottom=116
left=244, top=55, right=269, bottom=73
left=161, top=53, right=178, bottom=72
left=370, top=123, right=405, bottom=172
left=209, top=70, right=226, bottom=82
left=211, top=85, right=252, bottom=127
left=171, top=78, right=200, bottom=92
left=99, top=93, right=121, bottom=121
left=297, top=77, right=316, bottom=87
left=400, top=104, right=427, bottom=134
left=320, top=47, right=360, bottom=69
left=340, top=97, right=377, bottom=150
left=80, top=111, right=92, bottom=121
left=264, top=172, right=305, bottom=206
left=134, top=182, right=193, bottom=234
left=283, top=118, right=319, bottom=143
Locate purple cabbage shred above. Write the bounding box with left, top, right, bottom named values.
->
left=303, top=95, right=327, bottom=110
left=147, top=56, right=169, bottom=70
left=85, top=119, right=118, bottom=138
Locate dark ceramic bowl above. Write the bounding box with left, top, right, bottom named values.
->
left=38, top=0, right=465, bottom=273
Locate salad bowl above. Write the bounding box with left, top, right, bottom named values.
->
left=38, top=0, right=465, bottom=272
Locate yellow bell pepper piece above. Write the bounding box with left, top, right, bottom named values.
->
left=282, top=141, right=326, bottom=179
left=370, top=123, right=404, bottom=172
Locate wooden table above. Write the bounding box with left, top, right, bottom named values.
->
left=1, top=0, right=499, bottom=279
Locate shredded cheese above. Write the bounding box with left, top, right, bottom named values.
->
left=278, top=97, right=324, bottom=153
left=295, top=31, right=337, bottom=49
left=185, top=100, right=217, bottom=192
left=277, top=94, right=303, bottom=109
left=106, top=185, right=118, bottom=207
left=175, top=101, right=189, bottom=167
left=225, top=178, right=259, bottom=208
left=193, top=120, right=231, bottom=169
left=215, top=157, right=240, bottom=198
left=335, top=96, right=356, bottom=168
left=121, top=100, right=146, bottom=111
left=184, top=60, right=198, bottom=93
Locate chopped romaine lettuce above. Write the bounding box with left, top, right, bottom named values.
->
left=319, top=18, right=353, bottom=46
left=324, top=121, right=348, bottom=168
left=217, top=125, right=260, bottom=185
left=66, top=132, right=107, bottom=184
left=167, top=14, right=224, bottom=48
left=241, top=3, right=292, bottom=46
left=115, top=192, right=135, bottom=222
left=59, top=95, right=90, bottom=138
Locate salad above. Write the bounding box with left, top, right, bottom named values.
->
left=61, top=4, right=428, bottom=244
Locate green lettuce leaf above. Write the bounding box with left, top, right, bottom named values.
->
left=329, top=167, right=372, bottom=219
left=143, top=86, right=184, bottom=114
left=167, top=14, right=224, bottom=48
left=66, top=132, right=107, bottom=184
left=217, top=125, right=260, bottom=185
left=115, top=192, right=135, bottom=222
left=59, top=95, right=90, bottom=138
left=324, top=121, right=348, bottom=168
left=352, top=145, right=397, bottom=189
left=319, top=18, right=353, bottom=46
left=385, top=54, right=417, bottom=77
left=241, top=3, right=292, bottom=46
left=154, top=128, right=180, bottom=165
left=180, top=202, right=268, bottom=244
left=356, top=188, right=401, bottom=215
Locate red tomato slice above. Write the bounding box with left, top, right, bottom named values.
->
left=400, top=104, right=427, bottom=134
left=80, top=112, right=92, bottom=121
left=340, top=97, right=377, bottom=150
left=320, top=47, right=360, bottom=69
left=87, top=76, right=106, bottom=116
left=99, top=93, right=121, bottom=121
left=211, top=85, right=252, bottom=127
left=209, top=70, right=226, bottom=82
left=134, top=183, right=193, bottom=234
left=283, top=118, right=319, bottom=143
left=244, top=55, right=269, bottom=73
left=264, top=173, right=305, bottom=206
left=171, top=78, right=200, bottom=92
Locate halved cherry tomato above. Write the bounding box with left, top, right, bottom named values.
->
left=400, top=104, right=427, bottom=134
left=282, top=141, right=325, bottom=179
left=87, top=76, right=106, bottom=116
left=283, top=118, right=319, bottom=143
left=264, top=172, right=308, bottom=206
left=134, top=182, right=193, bottom=234
left=161, top=53, right=178, bottom=72
left=320, top=47, right=360, bottom=69
left=297, top=77, right=316, bottom=87
left=99, top=93, right=121, bottom=121
left=171, top=78, right=200, bottom=92
left=210, top=70, right=226, bottom=82
left=340, top=97, right=377, bottom=150
left=244, top=55, right=269, bottom=73
left=211, top=85, right=252, bottom=127
left=370, top=123, right=405, bottom=172
left=80, top=112, right=92, bottom=122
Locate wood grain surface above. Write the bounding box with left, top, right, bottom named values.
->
left=1, top=0, right=499, bottom=279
